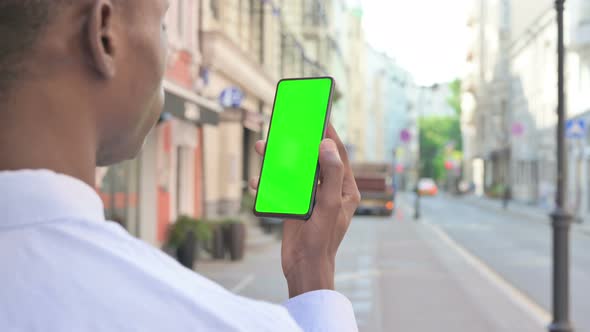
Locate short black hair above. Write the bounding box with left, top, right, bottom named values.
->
left=0, top=0, right=59, bottom=97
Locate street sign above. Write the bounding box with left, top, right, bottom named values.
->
left=395, top=164, right=404, bottom=174
left=566, top=118, right=586, bottom=139
left=219, top=86, right=244, bottom=108
left=511, top=122, right=524, bottom=136
left=400, top=129, right=411, bottom=143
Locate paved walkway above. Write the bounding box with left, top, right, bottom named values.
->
left=196, top=195, right=544, bottom=332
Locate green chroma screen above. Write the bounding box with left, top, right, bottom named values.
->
left=255, top=77, right=333, bottom=215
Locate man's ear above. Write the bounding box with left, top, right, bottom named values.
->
left=87, top=0, right=116, bottom=78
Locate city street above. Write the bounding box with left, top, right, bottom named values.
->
left=423, top=194, right=590, bottom=332
left=3, top=0, right=589, bottom=331
left=198, top=194, right=590, bottom=331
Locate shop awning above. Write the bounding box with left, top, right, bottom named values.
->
left=163, top=80, right=222, bottom=125
left=243, top=110, right=265, bottom=132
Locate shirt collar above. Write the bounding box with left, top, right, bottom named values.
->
left=0, top=169, right=105, bottom=226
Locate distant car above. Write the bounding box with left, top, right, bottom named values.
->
left=418, top=178, right=438, bottom=196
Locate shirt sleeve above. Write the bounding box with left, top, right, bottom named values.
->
left=283, top=290, right=358, bottom=332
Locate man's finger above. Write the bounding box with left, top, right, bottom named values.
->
left=325, top=124, right=350, bottom=169
left=255, top=140, right=266, bottom=156
left=248, top=176, right=260, bottom=190
left=316, top=139, right=344, bottom=209
left=324, top=124, right=358, bottom=198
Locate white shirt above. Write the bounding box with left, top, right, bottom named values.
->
left=0, top=170, right=357, bottom=332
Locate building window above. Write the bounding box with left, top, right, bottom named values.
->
left=499, top=0, right=510, bottom=31
left=177, top=0, right=184, bottom=38
left=96, top=159, right=141, bottom=236
left=249, top=0, right=264, bottom=63
left=211, top=0, right=219, bottom=19
left=303, top=0, right=324, bottom=26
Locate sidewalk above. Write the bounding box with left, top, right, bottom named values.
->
left=240, top=212, right=280, bottom=250
left=460, top=194, right=590, bottom=235
left=196, top=195, right=545, bottom=332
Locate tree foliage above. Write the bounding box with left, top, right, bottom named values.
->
left=419, top=117, right=461, bottom=181
left=447, top=78, right=462, bottom=117
left=419, top=79, right=463, bottom=182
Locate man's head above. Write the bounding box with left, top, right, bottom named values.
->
left=0, top=0, right=169, bottom=166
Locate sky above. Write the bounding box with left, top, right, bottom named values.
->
left=358, top=0, right=472, bottom=86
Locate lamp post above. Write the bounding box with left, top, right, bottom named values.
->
left=549, top=1, right=574, bottom=331
left=414, top=89, right=423, bottom=221
left=414, top=122, right=421, bottom=220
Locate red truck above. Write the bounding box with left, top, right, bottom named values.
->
left=352, top=163, right=395, bottom=216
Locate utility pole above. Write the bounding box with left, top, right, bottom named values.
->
left=548, top=1, right=574, bottom=331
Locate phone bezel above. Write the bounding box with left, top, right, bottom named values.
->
left=253, top=76, right=335, bottom=220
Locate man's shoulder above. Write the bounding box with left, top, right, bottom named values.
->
left=0, top=218, right=298, bottom=332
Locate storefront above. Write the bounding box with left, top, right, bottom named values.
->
left=153, top=82, right=221, bottom=245
left=96, top=160, right=141, bottom=235
left=95, top=81, right=221, bottom=247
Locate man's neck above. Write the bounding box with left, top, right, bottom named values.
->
left=0, top=90, right=98, bottom=187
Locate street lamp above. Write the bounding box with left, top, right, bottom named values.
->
left=414, top=90, right=423, bottom=221
left=549, top=1, right=574, bottom=332
left=414, top=125, right=421, bottom=220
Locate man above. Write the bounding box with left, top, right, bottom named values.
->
left=0, top=1, right=360, bottom=331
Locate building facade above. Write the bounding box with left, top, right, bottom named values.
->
left=345, top=8, right=366, bottom=162
left=199, top=0, right=277, bottom=217
left=327, top=0, right=351, bottom=144
left=96, top=0, right=222, bottom=247
left=564, top=0, right=590, bottom=220
left=464, top=0, right=590, bottom=223
left=363, top=47, right=414, bottom=166
left=364, top=46, right=386, bottom=162
left=462, top=0, right=512, bottom=197
left=95, top=0, right=358, bottom=247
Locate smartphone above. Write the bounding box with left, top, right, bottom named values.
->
left=253, top=77, right=335, bottom=220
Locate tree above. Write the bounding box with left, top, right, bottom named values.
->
left=447, top=78, right=462, bottom=117
left=419, top=116, right=462, bottom=181
left=416, top=79, right=465, bottom=184
left=419, top=79, right=464, bottom=182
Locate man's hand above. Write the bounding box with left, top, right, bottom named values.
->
left=249, top=124, right=361, bottom=298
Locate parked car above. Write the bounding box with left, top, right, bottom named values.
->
left=418, top=178, right=438, bottom=196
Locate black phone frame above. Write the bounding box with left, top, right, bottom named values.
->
left=253, top=76, right=335, bottom=221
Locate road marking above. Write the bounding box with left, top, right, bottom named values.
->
left=231, top=274, right=256, bottom=294
left=427, top=223, right=552, bottom=326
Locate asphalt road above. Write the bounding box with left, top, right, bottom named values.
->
left=421, top=194, right=590, bottom=332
